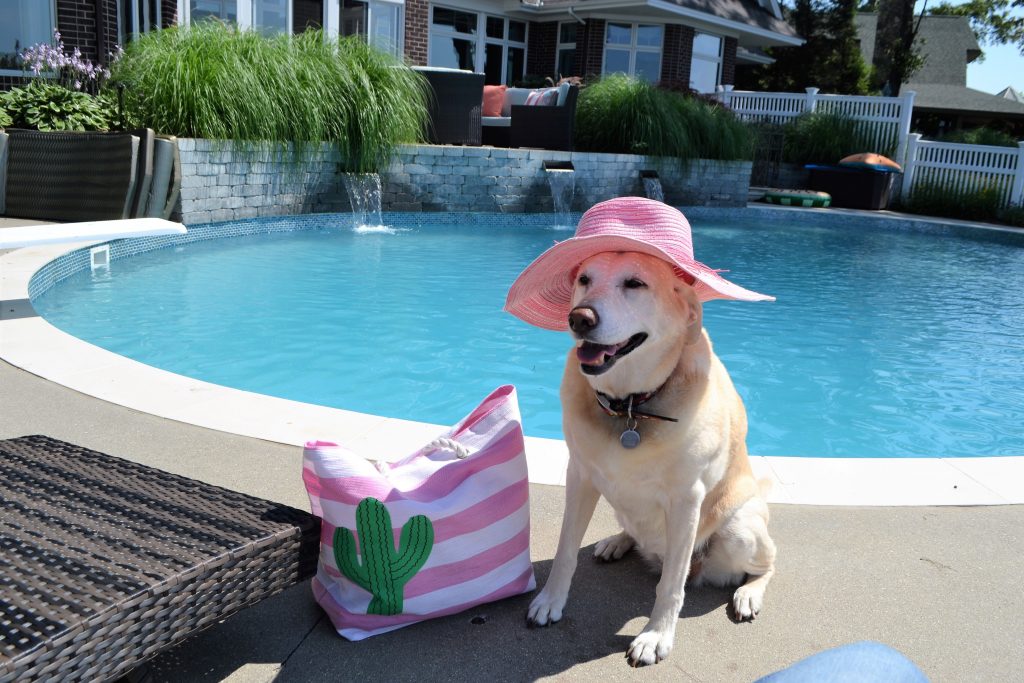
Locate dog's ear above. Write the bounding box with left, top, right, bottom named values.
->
left=685, top=297, right=703, bottom=345
left=675, top=282, right=703, bottom=345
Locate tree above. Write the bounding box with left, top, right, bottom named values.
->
left=872, top=0, right=926, bottom=95
left=929, top=1, right=1024, bottom=54
left=822, top=0, right=873, bottom=93
left=742, top=0, right=871, bottom=94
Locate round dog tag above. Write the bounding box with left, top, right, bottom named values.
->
left=620, top=429, right=641, bottom=449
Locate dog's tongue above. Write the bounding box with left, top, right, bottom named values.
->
left=577, top=341, right=623, bottom=366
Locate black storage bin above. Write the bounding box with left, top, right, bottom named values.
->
left=805, top=164, right=900, bottom=210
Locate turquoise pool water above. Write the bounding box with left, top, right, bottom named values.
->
left=34, top=216, right=1024, bottom=457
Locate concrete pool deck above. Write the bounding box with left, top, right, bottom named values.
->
left=1, top=209, right=1023, bottom=681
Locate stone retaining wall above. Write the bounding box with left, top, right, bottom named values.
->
left=176, top=139, right=752, bottom=225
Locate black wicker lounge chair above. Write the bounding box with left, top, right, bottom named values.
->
left=0, top=435, right=320, bottom=683
left=412, top=67, right=485, bottom=146
left=2, top=129, right=141, bottom=222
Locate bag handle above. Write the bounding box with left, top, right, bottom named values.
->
left=425, top=437, right=471, bottom=460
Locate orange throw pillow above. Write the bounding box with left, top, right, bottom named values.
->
left=482, top=85, right=507, bottom=117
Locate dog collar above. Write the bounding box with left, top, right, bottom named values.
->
left=595, top=390, right=678, bottom=449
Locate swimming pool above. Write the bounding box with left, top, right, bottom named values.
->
left=32, top=213, right=1024, bottom=458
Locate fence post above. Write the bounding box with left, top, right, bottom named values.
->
left=716, top=84, right=733, bottom=109
left=804, top=87, right=819, bottom=113
left=896, top=90, right=916, bottom=168
left=901, top=133, right=922, bottom=203
left=1011, top=141, right=1024, bottom=207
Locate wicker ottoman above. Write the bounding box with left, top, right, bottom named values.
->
left=0, top=435, right=320, bottom=683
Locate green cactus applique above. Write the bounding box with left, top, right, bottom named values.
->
left=333, top=497, right=434, bottom=616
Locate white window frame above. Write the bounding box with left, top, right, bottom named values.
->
left=555, top=20, right=577, bottom=79
left=427, top=4, right=528, bottom=83
left=601, top=22, right=662, bottom=81
left=0, top=0, right=58, bottom=77
left=118, top=0, right=163, bottom=44
left=689, top=31, right=723, bottom=93
left=177, top=1, right=294, bottom=35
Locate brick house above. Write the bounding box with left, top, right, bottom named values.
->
left=2, top=1, right=800, bottom=92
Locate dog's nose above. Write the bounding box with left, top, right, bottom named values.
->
left=568, top=307, right=599, bottom=335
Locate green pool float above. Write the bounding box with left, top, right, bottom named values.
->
left=762, top=189, right=832, bottom=208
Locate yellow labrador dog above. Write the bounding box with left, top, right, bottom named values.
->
left=505, top=197, right=777, bottom=667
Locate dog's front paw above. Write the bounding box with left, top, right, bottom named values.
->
left=527, top=588, right=568, bottom=627
left=732, top=583, right=765, bottom=621
left=626, top=630, right=674, bottom=667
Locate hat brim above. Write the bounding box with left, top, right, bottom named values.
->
left=504, top=234, right=774, bottom=331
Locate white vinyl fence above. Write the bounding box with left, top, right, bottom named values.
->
left=713, top=86, right=916, bottom=166
left=901, top=133, right=1024, bottom=207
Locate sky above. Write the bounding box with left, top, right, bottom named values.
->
left=966, top=36, right=1024, bottom=96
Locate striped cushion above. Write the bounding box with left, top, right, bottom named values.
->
left=303, top=385, right=535, bottom=640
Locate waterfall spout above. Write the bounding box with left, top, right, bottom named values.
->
left=640, top=170, right=664, bottom=202
left=343, top=173, right=389, bottom=232
left=544, top=161, right=576, bottom=229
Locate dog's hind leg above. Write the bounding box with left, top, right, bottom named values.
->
left=594, top=530, right=635, bottom=561
left=695, top=495, right=776, bottom=620
left=528, top=461, right=600, bottom=627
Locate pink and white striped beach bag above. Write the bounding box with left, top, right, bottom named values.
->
left=302, top=385, right=536, bottom=640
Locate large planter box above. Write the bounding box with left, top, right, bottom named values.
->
left=806, top=164, right=900, bottom=210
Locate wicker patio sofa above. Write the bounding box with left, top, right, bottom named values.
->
left=481, top=84, right=579, bottom=152
left=0, top=435, right=320, bottom=683
left=412, top=67, right=485, bottom=146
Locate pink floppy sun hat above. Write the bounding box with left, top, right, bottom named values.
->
left=504, top=196, right=774, bottom=331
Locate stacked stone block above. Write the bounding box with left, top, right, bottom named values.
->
left=176, top=140, right=752, bottom=225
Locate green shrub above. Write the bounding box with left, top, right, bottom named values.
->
left=998, top=204, right=1024, bottom=228
left=0, top=104, right=11, bottom=128
left=901, top=180, right=1007, bottom=224
left=109, top=22, right=428, bottom=172
left=782, top=111, right=886, bottom=165
left=0, top=81, right=111, bottom=131
left=936, top=127, right=1019, bottom=148
left=574, top=75, right=751, bottom=161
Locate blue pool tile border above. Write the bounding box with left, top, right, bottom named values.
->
left=27, top=207, right=1024, bottom=300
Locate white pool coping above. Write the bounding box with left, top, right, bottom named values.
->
left=0, top=218, right=186, bottom=249
left=2, top=240, right=1021, bottom=506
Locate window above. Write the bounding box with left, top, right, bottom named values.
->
left=335, top=1, right=404, bottom=56
left=556, top=21, right=576, bottom=79
left=190, top=0, right=238, bottom=22
left=368, top=1, right=400, bottom=54
left=252, top=0, right=289, bottom=34
left=184, top=0, right=289, bottom=35
left=483, top=15, right=525, bottom=86
left=689, top=32, right=722, bottom=93
left=0, top=0, right=55, bottom=72
left=603, top=23, right=662, bottom=82
left=428, top=6, right=476, bottom=70
left=428, top=6, right=527, bottom=85
left=119, top=1, right=161, bottom=44
left=340, top=0, right=366, bottom=36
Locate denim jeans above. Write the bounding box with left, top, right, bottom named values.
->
left=756, top=641, right=929, bottom=683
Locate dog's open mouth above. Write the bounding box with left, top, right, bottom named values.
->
left=576, top=333, right=648, bottom=375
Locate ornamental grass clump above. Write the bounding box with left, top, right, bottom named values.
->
left=781, top=111, right=886, bottom=165
left=574, top=75, right=751, bottom=161
left=902, top=180, right=1008, bottom=224
left=111, top=22, right=428, bottom=172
